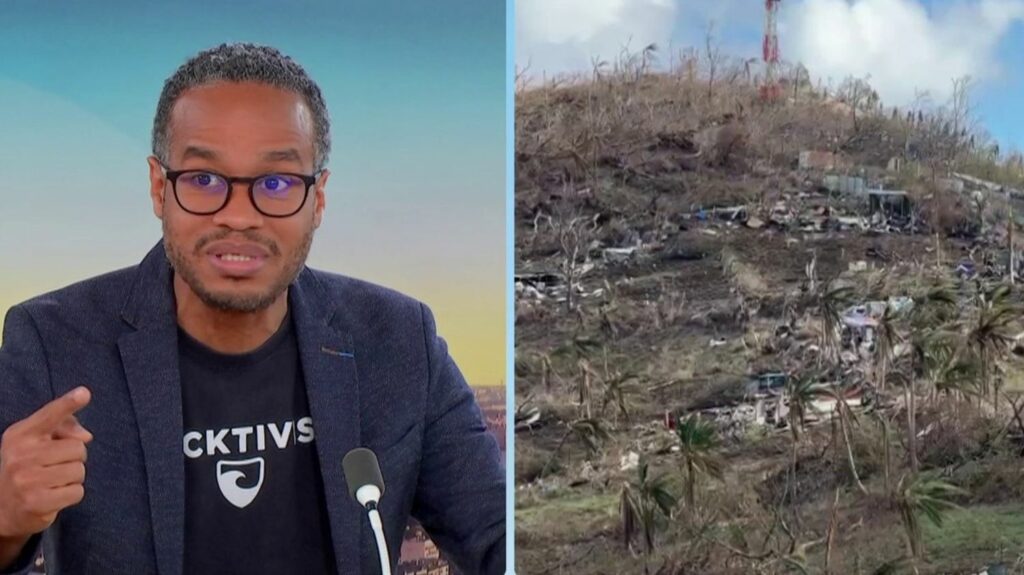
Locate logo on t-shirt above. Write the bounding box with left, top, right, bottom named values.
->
left=183, top=417, right=316, bottom=508
left=217, top=458, right=266, bottom=508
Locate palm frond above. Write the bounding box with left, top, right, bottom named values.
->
left=571, top=418, right=611, bottom=453
left=895, top=473, right=967, bottom=558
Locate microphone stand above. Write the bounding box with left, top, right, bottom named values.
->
left=357, top=485, right=391, bottom=575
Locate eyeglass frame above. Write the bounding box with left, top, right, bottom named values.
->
left=159, top=163, right=322, bottom=218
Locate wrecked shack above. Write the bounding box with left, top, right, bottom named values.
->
left=867, top=190, right=911, bottom=219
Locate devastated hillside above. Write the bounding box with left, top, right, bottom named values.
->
left=515, top=58, right=1024, bottom=575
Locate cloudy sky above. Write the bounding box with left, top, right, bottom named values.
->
left=517, top=0, right=1024, bottom=150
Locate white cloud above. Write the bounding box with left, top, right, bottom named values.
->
left=517, top=0, right=1024, bottom=107
left=782, top=0, right=1024, bottom=106
left=516, top=0, right=677, bottom=77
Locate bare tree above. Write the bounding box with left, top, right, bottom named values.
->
left=553, top=200, right=599, bottom=312
left=904, top=89, right=932, bottom=164
left=837, top=75, right=877, bottom=131
left=791, top=63, right=809, bottom=102
left=640, top=43, right=658, bottom=80
left=949, top=75, right=975, bottom=165
left=704, top=21, right=725, bottom=101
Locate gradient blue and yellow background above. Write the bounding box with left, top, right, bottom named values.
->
left=0, top=0, right=506, bottom=388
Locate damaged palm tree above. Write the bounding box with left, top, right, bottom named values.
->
left=963, top=283, right=1018, bottom=408
left=874, top=304, right=903, bottom=393
left=905, top=329, right=950, bottom=473
left=818, top=283, right=856, bottom=367
left=785, top=373, right=827, bottom=502
left=600, top=369, right=638, bottom=426
left=539, top=418, right=611, bottom=479
left=786, top=373, right=826, bottom=441
left=889, top=370, right=920, bottom=474
left=577, top=358, right=599, bottom=420
left=673, top=414, right=724, bottom=509
left=895, top=473, right=966, bottom=561
left=928, top=343, right=982, bottom=408
left=821, top=384, right=869, bottom=495
left=619, top=461, right=677, bottom=554
left=910, top=282, right=958, bottom=328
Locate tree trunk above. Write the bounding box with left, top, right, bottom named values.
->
left=687, top=459, right=696, bottom=508
left=540, top=431, right=571, bottom=478
left=825, top=487, right=841, bottom=574
left=982, top=353, right=989, bottom=409
left=879, top=415, right=891, bottom=494
left=790, top=435, right=799, bottom=503
left=907, top=384, right=918, bottom=473
left=839, top=405, right=869, bottom=495
left=1010, top=200, right=1015, bottom=285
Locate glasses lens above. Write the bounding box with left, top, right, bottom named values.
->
left=253, top=174, right=307, bottom=216
left=175, top=171, right=228, bottom=214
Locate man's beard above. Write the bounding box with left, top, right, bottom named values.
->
left=163, top=221, right=314, bottom=313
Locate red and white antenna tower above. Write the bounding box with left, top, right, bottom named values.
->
left=761, top=0, right=781, bottom=101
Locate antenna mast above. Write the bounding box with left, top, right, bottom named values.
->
left=761, top=0, right=782, bottom=101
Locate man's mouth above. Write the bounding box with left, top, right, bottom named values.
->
left=200, top=240, right=274, bottom=277
left=207, top=253, right=268, bottom=277
left=216, top=253, right=259, bottom=262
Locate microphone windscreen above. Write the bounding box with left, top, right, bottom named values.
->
left=343, top=448, right=385, bottom=501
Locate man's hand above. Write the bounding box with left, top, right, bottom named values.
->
left=0, top=387, right=92, bottom=542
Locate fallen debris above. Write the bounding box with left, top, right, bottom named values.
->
left=619, top=451, right=639, bottom=471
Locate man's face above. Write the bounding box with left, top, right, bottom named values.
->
left=147, top=82, right=329, bottom=313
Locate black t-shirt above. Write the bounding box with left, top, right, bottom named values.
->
left=178, top=312, right=337, bottom=574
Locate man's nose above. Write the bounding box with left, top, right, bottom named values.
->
left=212, top=182, right=263, bottom=229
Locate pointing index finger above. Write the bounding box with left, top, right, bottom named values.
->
left=25, top=387, right=91, bottom=435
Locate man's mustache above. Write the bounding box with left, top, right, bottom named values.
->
left=193, top=230, right=281, bottom=257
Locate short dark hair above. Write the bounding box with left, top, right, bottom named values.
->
left=152, top=43, right=331, bottom=171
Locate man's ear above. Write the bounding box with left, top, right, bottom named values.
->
left=312, top=169, right=330, bottom=229
left=147, top=156, right=167, bottom=220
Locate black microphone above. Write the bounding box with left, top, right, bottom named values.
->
left=343, top=448, right=391, bottom=575
left=343, top=448, right=385, bottom=507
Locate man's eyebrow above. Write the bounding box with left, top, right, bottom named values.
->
left=262, top=149, right=302, bottom=163
left=178, top=146, right=302, bottom=165
left=181, top=146, right=218, bottom=162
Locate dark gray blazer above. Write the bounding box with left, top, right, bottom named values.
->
left=0, top=242, right=505, bottom=575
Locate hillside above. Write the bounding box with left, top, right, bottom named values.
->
left=515, top=56, right=1024, bottom=575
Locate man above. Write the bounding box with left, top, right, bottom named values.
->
left=0, top=43, right=505, bottom=575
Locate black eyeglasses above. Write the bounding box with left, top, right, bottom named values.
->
left=161, top=165, right=320, bottom=218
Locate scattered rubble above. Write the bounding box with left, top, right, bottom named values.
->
left=823, top=174, right=866, bottom=195
left=953, top=171, right=1024, bottom=200
left=841, top=297, right=914, bottom=357
left=799, top=150, right=852, bottom=171
left=619, top=451, right=639, bottom=471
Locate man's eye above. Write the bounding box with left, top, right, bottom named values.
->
left=187, top=173, right=223, bottom=188
left=257, top=175, right=299, bottom=195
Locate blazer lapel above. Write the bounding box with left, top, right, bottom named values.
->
left=117, top=242, right=185, bottom=575
left=290, top=268, right=365, bottom=574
